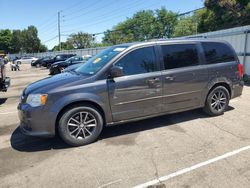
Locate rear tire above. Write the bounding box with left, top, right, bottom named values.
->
left=58, top=105, right=103, bottom=146
left=203, top=86, right=230, bottom=116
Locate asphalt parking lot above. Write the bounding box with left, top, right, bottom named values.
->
left=0, top=64, right=250, bottom=188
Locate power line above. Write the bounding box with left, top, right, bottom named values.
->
left=60, top=0, right=86, bottom=13
left=38, top=22, right=58, bottom=35
left=37, top=13, right=57, bottom=29
left=63, top=0, right=115, bottom=21
left=62, top=0, right=104, bottom=18
left=61, top=0, right=144, bottom=28
left=43, top=6, right=205, bottom=46
left=91, top=7, right=205, bottom=36
left=43, top=35, right=58, bottom=43
left=62, top=0, right=165, bottom=34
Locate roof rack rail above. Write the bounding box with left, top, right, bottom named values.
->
left=184, top=35, right=207, bottom=39
left=145, top=38, right=169, bottom=42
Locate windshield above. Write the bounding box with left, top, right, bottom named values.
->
left=65, top=56, right=76, bottom=63
left=75, top=46, right=127, bottom=75
left=43, top=57, right=49, bottom=61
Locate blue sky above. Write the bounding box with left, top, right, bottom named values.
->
left=0, top=0, right=204, bottom=49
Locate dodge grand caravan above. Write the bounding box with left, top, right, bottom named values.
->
left=18, top=39, right=244, bottom=146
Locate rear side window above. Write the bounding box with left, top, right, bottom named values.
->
left=202, top=42, right=236, bottom=64
left=161, top=44, right=199, bottom=70
left=56, top=56, right=62, bottom=60
left=115, top=46, right=157, bottom=76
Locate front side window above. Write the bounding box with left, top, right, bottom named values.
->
left=75, top=46, right=128, bottom=75
left=43, top=57, right=51, bottom=61
left=202, top=42, right=236, bottom=64
left=162, top=44, right=199, bottom=70
left=115, top=46, right=157, bottom=76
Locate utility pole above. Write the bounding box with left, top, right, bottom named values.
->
left=58, top=11, right=61, bottom=51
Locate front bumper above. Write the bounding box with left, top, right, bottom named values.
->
left=0, top=77, right=10, bottom=91
left=18, top=103, right=56, bottom=137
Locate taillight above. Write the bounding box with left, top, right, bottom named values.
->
left=238, top=63, right=244, bottom=78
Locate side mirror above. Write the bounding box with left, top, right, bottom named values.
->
left=109, top=66, right=124, bottom=78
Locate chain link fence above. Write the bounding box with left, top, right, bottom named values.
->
left=8, top=25, right=250, bottom=76
left=9, top=47, right=108, bottom=59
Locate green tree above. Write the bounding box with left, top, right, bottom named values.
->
left=197, top=0, right=250, bottom=32
left=22, top=26, right=41, bottom=53
left=52, top=41, right=74, bottom=51
left=194, top=8, right=217, bottom=33
left=0, top=26, right=47, bottom=53
left=102, top=7, right=177, bottom=45
left=153, top=7, right=177, bottom=38
left=11, top=30, right=23, bottom=53
left=39, top=44, right=48, bottom=52
left=68, top=32, right=94, bottom=49
left=0, top=29, right=12, bottom=52
left=172, top=16, right=198, bottom=37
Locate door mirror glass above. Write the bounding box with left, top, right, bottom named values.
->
left=109, top=66, right=124, bottom=78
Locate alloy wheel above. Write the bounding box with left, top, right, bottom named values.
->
left=210, top=90, right=227, bottom=112
left=67, top=111, right=97, bottom=140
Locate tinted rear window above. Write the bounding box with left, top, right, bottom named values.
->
left=202, top=42, right=236, bottom=64
left=161, top=44, right=199, bottom=70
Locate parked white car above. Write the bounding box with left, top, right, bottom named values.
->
left=14, top=57, right=38, bottom=64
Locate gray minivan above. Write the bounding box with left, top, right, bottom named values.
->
left=18, top=39, right=244, bottom=146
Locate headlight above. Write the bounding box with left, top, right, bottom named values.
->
left=26, top=94, right=48, bottom=107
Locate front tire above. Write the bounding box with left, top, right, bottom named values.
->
left=58, top=105, right=103, bottom=146
left=203, top=86, right=230, bottom=116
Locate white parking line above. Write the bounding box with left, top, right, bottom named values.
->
left=98, top=179, right=122, bottom=188
left=0, top=111, right=17, bottom=115
left=133, top=145, right=250, bottom=188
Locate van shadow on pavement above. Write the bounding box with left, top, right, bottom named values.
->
left=11, top=107, right=234, bottom=152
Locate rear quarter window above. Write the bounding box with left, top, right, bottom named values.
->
left=202, top=42, right=236, bottom=64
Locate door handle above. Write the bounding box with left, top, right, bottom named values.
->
left=146, top=78, right=160, bottom=84
left=165, top=76, right=174, bottom=81
left=152, top=78, right=160, bottom=82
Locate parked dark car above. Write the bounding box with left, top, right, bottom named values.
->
left=63, top=62, right=84, bottom=73
left=31, top=56, right=53, bottom=67
left=42, top=54, right=76, bottom=68
left=49, top=55, right=90, bottom=75
left=18, top=39, right=244, bottom=146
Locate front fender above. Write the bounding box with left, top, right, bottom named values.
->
left=49, top=92, right=112, bottom=124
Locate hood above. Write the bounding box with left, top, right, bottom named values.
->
left=65, top=63, right=82, bottom=71
left=24, top=72, right=89, bottom=95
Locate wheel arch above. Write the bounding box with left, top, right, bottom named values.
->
left=55, top=100, right=106, bottom=134
left=203, top=81, right=232, bottom=107
left=208, top=82, right=232, bottom=99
